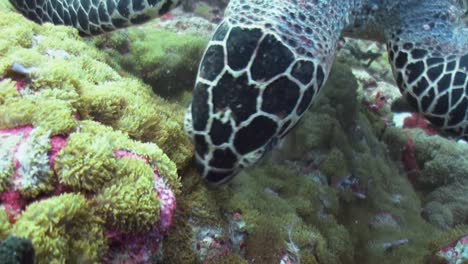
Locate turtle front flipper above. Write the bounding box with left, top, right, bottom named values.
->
left=386, top=1, right=468, bottom=138
left=9, top=0, right=181, bottom=35
left=189, top=0, right=355, bottom=184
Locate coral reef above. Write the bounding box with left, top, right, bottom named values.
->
left=0, top=121, right=180, bottom=262
left=340, top=37, right=468, bottom=241
left=2, top=0, right=467, bottom=263
left=0, top=3, right=188, bottom=263
left=0, top=3, right=193, bottom=169
left=216, top=62, right=437, bottom=264
left=93, top=19, right=209, bottom=100
left=381, top=127, right=468, bottom=230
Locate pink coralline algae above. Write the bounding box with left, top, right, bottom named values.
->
left=1, top=128, right=177, bottom=262
left=403, top=113, right=438, bottom=136
left=154, top=172, right=176, bottom=232
left=401, top=137, right=420, bottom=183
left=0, top=126, right=68, bottom=222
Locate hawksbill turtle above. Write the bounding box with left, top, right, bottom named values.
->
left=8, top=0, right=468, bottom=184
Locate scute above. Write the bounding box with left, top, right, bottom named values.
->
left=209, top=118, right=233, bottom=146
left=261, top=76, right=300, bottom=118
left=227, top=26, right=263, bottom=70
left=199, top=45, right=225, bottom=81
left=192, top=83, right=210, bottom=131
left=233, top=116, right=278, bottom=155
left=291, top=60, right=315, bottom=85
left=212, top=73, right=259, bottom=124
left=250, top=34, right=294, bottom=82
left=209, top=148, right=238, bottom=169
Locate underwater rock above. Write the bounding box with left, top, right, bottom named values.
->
left=382, top=127, right=468, bottom=229
left=0, top=4, right=193, bottom=169
left=0, top=236, right=35, bottom=264
left=209, top=61, right=440, bottom=264
left=342, top=37, right=468, bottom=231
left=93, top=12, right=210, bottom=101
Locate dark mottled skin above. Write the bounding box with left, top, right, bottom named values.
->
left=10, top=0, right=468, bottom=184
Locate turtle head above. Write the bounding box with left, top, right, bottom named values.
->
left=187, top=20, right=322, bottom=185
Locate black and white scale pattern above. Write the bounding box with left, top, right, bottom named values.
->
left=9, top=0, right=180, bottom=35
left=9, top=0, right=468, bottom=184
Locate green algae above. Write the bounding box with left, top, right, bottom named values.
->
left=225, top=163, right=352, bottom=264
left=212, top=62, right=442, bottom=263
left=93, top=26, right=208, bottom=100
left=94, top=159, right=161, bottom=233
left=0, top=210, right=10, bottom=241
left=0, top=6, right=187, bottom=262
left=12, top=193, right=106, bottom=264
left=381, top=126, right=468, bottom=229
left=0, top=7, right=193, bottom=170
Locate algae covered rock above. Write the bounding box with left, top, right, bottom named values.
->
left=381, top=127, right=468, bottom=229
left=94, top=21, right=209, bottom=100
left=0, top=236, right=35, bottom=264
left=0, top=120, right=179, bottom=263
left=12, top=193, right=106, bottom=263
left=0, top=5, right=193, bottom=170
left=214, top=61, right=439, bottom=264
left=0, top=5, right=185, bottom=263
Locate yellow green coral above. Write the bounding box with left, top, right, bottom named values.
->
left=95, top=158, right=161, bottom=233
left=0, top=6, right=193, bottom=169
left=0, top=5, right=186, bottom=262
left=0, top=210, right=11, bottom=241
left=0, top=119, right=179, bottom=262
left=11, top=193, right=106, bottom=263
left=54, top=131, right=116, bottom=191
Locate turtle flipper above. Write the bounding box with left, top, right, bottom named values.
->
left=9, top=0, right=181, bottom=35
left=386, top=1, right=468, bottom=138
left=189, top=1, right=354, bottom=184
